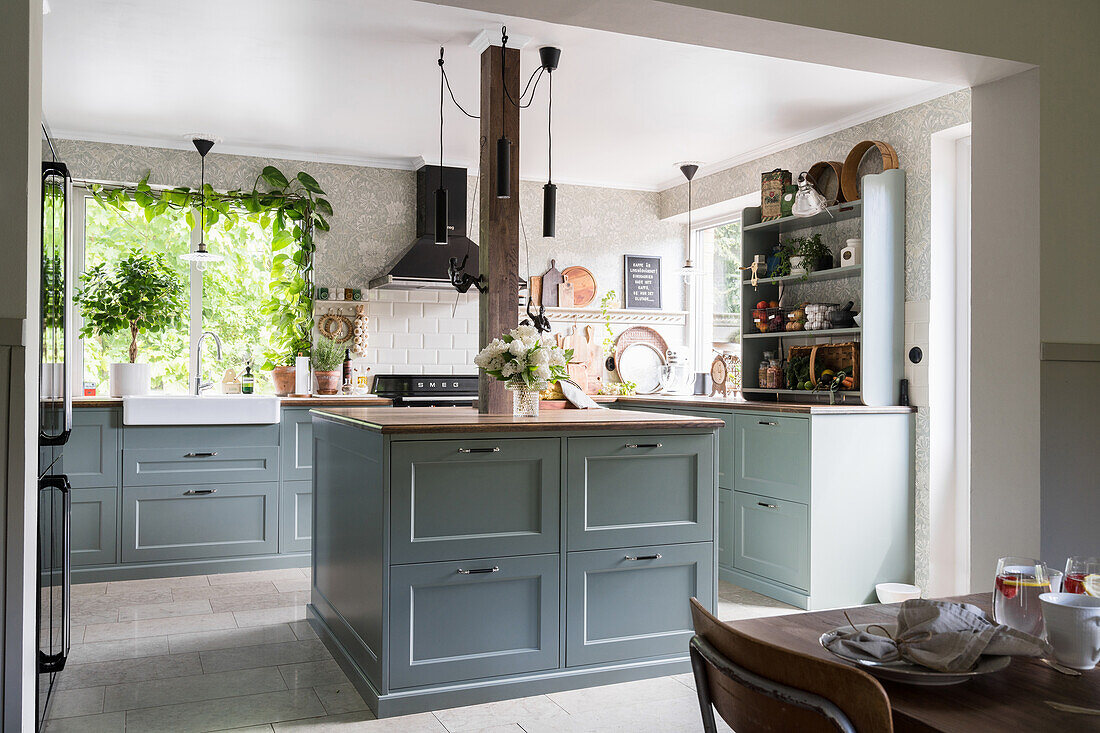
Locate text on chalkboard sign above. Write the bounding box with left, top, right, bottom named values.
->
left=624, top=255, right=662, bottom=310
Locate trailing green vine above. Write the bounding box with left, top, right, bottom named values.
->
left=89, top=166, right=331, bottom=369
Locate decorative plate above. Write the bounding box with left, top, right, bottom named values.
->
left=614, top=326, right=669, bottom=373
left=819, top=623, right=1011, bottom=686
left=561, top=266, right=597, bottom=308
left=616, top=342, right=665, bottom=394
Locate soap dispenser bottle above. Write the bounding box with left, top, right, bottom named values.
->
left=241, top=364, right=255, bottom=395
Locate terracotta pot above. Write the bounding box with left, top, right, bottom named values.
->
left=314, top=370, right=342, bottom=396
left=271, top=366, right=296, bottom=396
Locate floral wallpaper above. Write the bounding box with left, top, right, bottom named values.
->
left=52, top=139, right=686, bottom=311
left=661, top=89, right=972, bottom=588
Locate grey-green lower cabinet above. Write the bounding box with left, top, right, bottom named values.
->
left=280, top=407, right=313, bottom=481
left=717, top=488, right=733, bottom=570
left=732, top=491, right=809, bottom=591
left=280, top=481, right=312, bottom=554
left=388, top=554, right=560, bottom=689
left=71, top=487, right=118, bottom=566
left=121, top=481, right=279, bottom=562
left=67, top=408, right=119, bottom=489
left=566, top=542, right=713, bottom=667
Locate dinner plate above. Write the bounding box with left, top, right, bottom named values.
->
left=616, top=342, right=665, bottom=394
left=819, top=623, right=1012, bottom=686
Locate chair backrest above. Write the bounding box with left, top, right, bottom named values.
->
left=689, top=597, right=893, bottom=733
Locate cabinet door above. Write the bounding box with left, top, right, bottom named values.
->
left=566, top=543, right=713, bottom=667
left=388, top=554, right=559, bottom=689
left=121, top=482, right=278, bottom=562
left=566, top=434, right=714, bottom=551
left=732, top=491, right=809, bottom=591
left=124, top=446, right=279, bottom=487
left=279, top=480, right=311, bottom=554
left=71, top=487, right=117, bottom=566
left=280, top=408, right=313, bottom=481
left=390, top=438, right=560, bottom=564
left=718, top=488, right=734, bottom=570
left=67, top=408, right=119, bottom=489
left=733, top=414, right=810, bottom=504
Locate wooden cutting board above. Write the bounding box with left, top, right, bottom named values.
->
left=561, top=266, right=596, bottom=308
left=558, top=281, right=575, bottom=308
left=583, top=325, right=603, bottom=394
left=541, top=260, right=563, bottom=308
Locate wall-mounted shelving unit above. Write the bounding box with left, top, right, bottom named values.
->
left=740, top=169, right=905, bottom=406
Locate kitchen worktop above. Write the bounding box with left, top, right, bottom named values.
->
left=616, top=394, right=916, bottom=414
left=74, top=395, right=392, bottom=407
left=312, top=406, right=725, bottom=434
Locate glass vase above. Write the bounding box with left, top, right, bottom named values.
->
left=506, top=377, right=546, bottom=417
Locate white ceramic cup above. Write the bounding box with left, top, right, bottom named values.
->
left=1039, top=592, right=1100, bottom=670
left=876, top=583, right=922, bottom=604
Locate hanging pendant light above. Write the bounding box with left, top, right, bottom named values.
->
left=434, top=49, right=449, bottom=244
left=678, top=162, right=700, bottom=275
left=541, top=46, right=560, bottom=238
left=180, top=138, right=223, bottom=269
left=495, top=28, right=513, bottom=199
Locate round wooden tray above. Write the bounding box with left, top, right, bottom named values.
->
left=614, top=326, right=668, bottom=375
left=561, top=266, right=596, bottom=308
left=841, top=141, right=899, bottom=202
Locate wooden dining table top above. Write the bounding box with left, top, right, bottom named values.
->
left=729, top=593, right=1100, bottom=732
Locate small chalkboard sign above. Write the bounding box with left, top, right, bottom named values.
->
left=624, top=255, right=662, bottom=310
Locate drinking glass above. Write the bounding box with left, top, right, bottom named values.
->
left=1063, top=557, right=1100, bottom=596
left=993, top=557, right=1049, bottom=636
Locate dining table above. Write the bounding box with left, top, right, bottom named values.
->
left=730, top=593, right=1100, bottom=732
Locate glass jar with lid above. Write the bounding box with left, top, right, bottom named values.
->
left=766, top=355, right=783, bottom=389
left=759, top=351, right=775, bottom=389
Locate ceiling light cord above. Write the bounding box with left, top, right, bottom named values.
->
left=500, top=28, right=545, bottom=109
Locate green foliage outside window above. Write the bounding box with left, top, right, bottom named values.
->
left=710, top=220, right=742, bottom=343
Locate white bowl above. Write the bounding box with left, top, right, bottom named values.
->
left=876, top=583, right=922, bottom=604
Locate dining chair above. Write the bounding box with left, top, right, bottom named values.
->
left=689, top=597, right=893, bottom=732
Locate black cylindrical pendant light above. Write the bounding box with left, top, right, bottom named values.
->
left=542, top=183, right=557, bottom=237
left=435, top=49, right=450, bottom=244
left=496, top=136, right=512, bottom=199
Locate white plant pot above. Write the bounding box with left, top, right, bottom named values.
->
left=109, top=363, right=151, bottom=397
left=789, top=256, right=807, bottom=275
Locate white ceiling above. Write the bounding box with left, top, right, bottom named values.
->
left=42, top=0, right=952, bottom=191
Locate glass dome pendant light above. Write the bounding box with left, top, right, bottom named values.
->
left=180, top=138, right=223, bottom=269
left=678, top=162, right=700, bottom=277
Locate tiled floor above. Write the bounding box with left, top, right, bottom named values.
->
left=46, top=569, right=798, bottom=732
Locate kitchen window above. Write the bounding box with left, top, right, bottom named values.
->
left=690, top=216, right=743, bottom=367
left=72, top=185, right=275, bottom=394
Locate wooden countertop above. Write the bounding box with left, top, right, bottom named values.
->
left=312, top=406, right=725, bottom=434
left=617, top=394, right=916, bottom=415
left=74, top=395, right=392, bottom=408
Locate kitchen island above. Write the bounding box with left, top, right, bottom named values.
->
left=307, top=406, right=723, bottom=717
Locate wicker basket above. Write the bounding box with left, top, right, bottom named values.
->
left=788, top=341, right=860, bottom=389
left=841, top=141, right=899, bottom=202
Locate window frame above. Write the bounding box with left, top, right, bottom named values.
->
left=689, top=211, right=744, bottom=369
left=70, top=182, right=205, bottom=396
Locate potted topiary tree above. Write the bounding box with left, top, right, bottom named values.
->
left=311, top=336, right=344, bottom=395
left=74, top=248, right=187, bottom=396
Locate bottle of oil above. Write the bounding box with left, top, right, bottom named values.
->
left=342, top=349, right=353, bottom=394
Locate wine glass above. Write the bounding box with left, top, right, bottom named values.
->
left=993, top=557, right=1049, bottom=636
left=1063, top=557, right=1100, bottom=596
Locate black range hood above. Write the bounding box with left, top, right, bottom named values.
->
left=369, top=165, right=479, bottom=290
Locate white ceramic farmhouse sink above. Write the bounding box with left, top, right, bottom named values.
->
left=123, top=394, right=281, bottom=425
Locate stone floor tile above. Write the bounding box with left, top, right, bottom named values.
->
left=59, top=651, right=202, bottom=690
left=312, top=682, right=368, bottom=715
left=83, top=612, right=237, bottom=642
left=45, top=686, right=105, bottom=718
left=117, top=598, right=213, bottom=621
left=288, top=620, right=318, bottom=641
left=104, top=666, right=287, bottom=712
left=210, top=590, right=310, bottom=614
left=43, top=711, right=125, bottom=732
left=234, top=605, right=308, bottom=628
left=208, top=569, right=309, bottom=586
left=546, top=677, right=693, bottom=716
left=172, top=581, right=281, bottom=602
left=200, top=638, right=331, bottom=674
left=169, top=623, right=298, bottom=654
left=273, top=577, right=311, bottom=593
left=67, top=635, right=170, bottom=664
left=279, top=659, right=348, bottom=689
left=432, top=695, right=572, bottom=732
left=123, top=688, right=326, bottom=733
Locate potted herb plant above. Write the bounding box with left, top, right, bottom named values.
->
left=266, top=351, right=297, bottom=396
left=311, top=337, right=344, bottom=395
left=798, top=233, right=833, bottom=273
left=73, top=248, right=186, bottom=396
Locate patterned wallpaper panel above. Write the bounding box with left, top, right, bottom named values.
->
left=52, top=139, right=686, bottom=312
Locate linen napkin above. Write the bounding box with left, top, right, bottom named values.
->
left=824, top=599, right=1052, bottom=673
left=559, top=379, right=602, bottom=409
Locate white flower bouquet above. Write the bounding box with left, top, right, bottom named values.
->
left=473, top=324, right=572, bottom=389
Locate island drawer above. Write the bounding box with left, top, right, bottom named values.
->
left=389, top=438, right=560, bottom=564
left=732, top=414, right=810, bottom=504
left=566, top=434, right=714, bottom=551
left=565, top=542, right=713, bottom=667
left=123, top=446, right=280, bottom=486
left=732, top=490, right=809, bottom=591
left=121, top=481, right=279, bottom=562
left=388, top=553, right=560, bottom=689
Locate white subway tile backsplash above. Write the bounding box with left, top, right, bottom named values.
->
left=422, top=333, right=453, bottom=349
left=406, top=317, right=439, bottom=334
left=435, top=349, right=466, bottom=365
left=391, top=302, right=424, bottom=319
left=370, top=333, right=393, bottom=349
left=407, top=291, right=439, bottom=304
left=369, top=302, right=393, bottom=317
left=392, top=333, right=423, bottom=349
left=376, top=349, right=407, bottom=365
left=374, top=316, right=408, bottom=333
left=374, top=290, right=408, bottom=303
left=453, top=333, right=478, bottom=350
left=437, top=318, right=468, bottom=334
left=422, top=303, right=454, bottom=319
left=406, top=349, right=439, bottom=365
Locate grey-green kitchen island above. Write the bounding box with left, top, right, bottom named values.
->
left=307, top=406, right=723, bottom=717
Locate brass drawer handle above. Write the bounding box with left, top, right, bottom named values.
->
left=758, top=421, right=778, bottom=426
left=184, top=489, right=217, bottom=496
left=458, top=447, right=501, bottom=454
left=625, top=443, right=663, bottom=449
left=184, top=452, right=218, bottom=458
left=757, top=502, right=778, bottom=509
left=625, top=553, right=662, bottom=561
left=457, top=566, right=500, bottom=575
